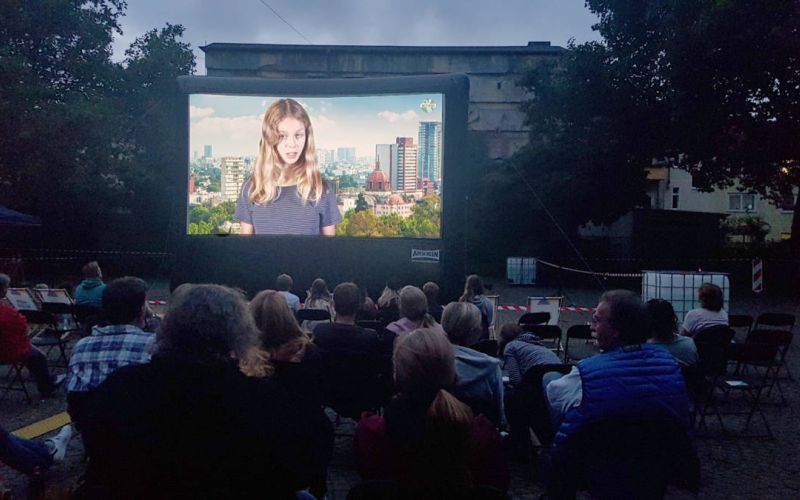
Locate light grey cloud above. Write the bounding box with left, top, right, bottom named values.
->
left=113, top=1, right=601, bottom=72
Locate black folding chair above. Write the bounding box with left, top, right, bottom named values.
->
left=744, top=329, right=793, bottom=405
left=471, top=339, right=498, bottom=358
left=296, top=308, right=332, bottom=323
left=717, top=341, right=780, bottom=438
left=355, top=319, right=382, bottom=330
left=524, top=325, right=563, bottom=356
left=518, top=312, right=550, bottom=329
left=376, top=309, right=399, bottom=328
left=728, top=314, right=754, bottom=342
left=563, top=325, right=596, bottom=363
left=753, top=313, right=796, bottom=380
left=1, top=361, right=32, bottom=404
left=20, top=310, right=72, bottom=369
left=692, top=325, right=735, bottom=432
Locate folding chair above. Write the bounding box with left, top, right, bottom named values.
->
left=563, top=325, right=596, bottom=363
left=728, top=314, right=754, bottom=342
left=744, top=329, right=793, bottom=404
left=518, top=312, right=550, bottom=330
left=717, top=341, right=779, bottom=438
left=692, top=325, right=734, bottom=432
left=376, top=309, right=399, bottom=328
left=524, top=325, right=562, bottom=356
left=753, top=312, right=795, bottom=380
left=20, top=310, right=71, bottom=369
left=1, top=361, right=32, bottom=403
left=296, top=308, right=331, bottom=323
left=355, top=319, right=382, bottom=331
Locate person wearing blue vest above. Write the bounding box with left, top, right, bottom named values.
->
left=541, top=289, right=697, bottom=498
left=545, top=289, right=690, bottom=441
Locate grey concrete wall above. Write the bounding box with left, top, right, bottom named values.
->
left=201, top=43, right=565, bottom=161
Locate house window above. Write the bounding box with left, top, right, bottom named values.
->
left=729, top=193, right=757, bottom=212
left=779, top=192, right=796, bottom=213
left=671, top=187, right=679, bottom=209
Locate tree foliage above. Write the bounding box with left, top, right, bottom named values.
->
left=506, top=0, right=800, bottom=251
left=0, top=2, right=195, bottom=249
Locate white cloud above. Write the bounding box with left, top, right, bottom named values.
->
left=377, top=110, right=418, bottom=123
left=189, top=106, right=215, bottom=120
left=190, top=114, right=263, bottom=157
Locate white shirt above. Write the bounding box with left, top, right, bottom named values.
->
left=545, top=366, right=583, bottom=424
left=681, top=308, right=728, bottom=336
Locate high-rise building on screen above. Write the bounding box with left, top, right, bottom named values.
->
left=203, top=145, right=212, bottom=158
left=336, top=147, right=356, bottom=163
left=375, top=144, right=395, bottom=188
left=220, top=157, right=248, bottom=201
left=395, top=137, right=418, bottom=192
left=417, top=121, right=442, bottom=183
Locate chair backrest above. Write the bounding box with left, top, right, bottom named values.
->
left=754, top=313, right=795, bottom=331
left=728, top=341, right=779, bottom=368
left=296, top=308, right=331, bottom=322
left=19, top=309, right=55, bottom=327
left=376, top=309, right=400, bottom=327
left=563, top=325, right=595, bottom=363
left=470, top=339, right=498, bottom=358
left=728, top=314, right=754, bottom=330
left=746, top=328, right=793, bottom=348
left=693, top=326, right=734, bottom=377
left=546, top=417, right=699, bottom=499
left=518, top=312, right=550, bottom=327
left=40, top=302, right=74, bottom=315
left=318, top=346, right=390, bottom=419
left=525, top=324, right=562, bottom=341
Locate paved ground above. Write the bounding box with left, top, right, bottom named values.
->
left=1, top=282, right=798, bottom=498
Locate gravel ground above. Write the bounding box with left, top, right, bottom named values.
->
left=1, top=283, right=797, bottom=499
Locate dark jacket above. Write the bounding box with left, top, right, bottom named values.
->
left=78, top=354, right=328, bottom=499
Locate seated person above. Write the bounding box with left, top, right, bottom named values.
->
left=499, top=323, right=561, bottom=387
left=250, top=289, right=310, bottom=364
left=386, top=286, right=445, bottom=339
left=422, top=281, right=444, bottom=323
left=74, top=261, right=106, bottom=308
left=0, top=273, right=64, bottom=398
left=376, top=279, right=401, bottom=311
left=67, top=277, right=155, bottom=429
left=355, top=328, right=509, bottom=496
left=681, top=283, right=728, bottom=337
left=79, top=284, right=328, bottom=499
left=647, top=299, right=699, bottom=367
left=275, top=273, right=301, bottom=312
left=313, top=282, right=381, bottom=354
left=541, top=291, right=693, bottom=497
left=441, top=302, right=505, bottom=426
left=302, top=278, right=333, bottom=332
left=459, top=275, right=493, bottom=339
left=0, top=424, right=72, bottom=476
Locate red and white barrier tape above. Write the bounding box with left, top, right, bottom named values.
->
left=496, top=305, right=594, bottom=313
left=148, top=300, right=168, bottom=305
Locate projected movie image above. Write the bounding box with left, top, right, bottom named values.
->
left=188, top=94, right=443, bottom=238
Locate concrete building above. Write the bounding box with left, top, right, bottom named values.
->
left=646, top=167, right=794, bottom=242
left=395, top=137, right=418, bottom=192
left=203, top=144, right=212, bottom=158
left=418, top=121, right=442, bottom=182
left=375, top=144, right=395, bottom=187
left=375, top=194, right=414, bottom=218
left=200, top=42, right=566, bottom=161
left=336, top=147, right=356, bottom=163
left=220, top=157, right=249, bottom=202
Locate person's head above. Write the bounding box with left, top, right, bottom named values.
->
left=102, top=277, right=147, bottom=326
left=158, top=284, right=259, bottom=365
left=441, top=301, right=482, bottom=347
left=275, top=274, right=293, bottom=292
left=399, top=285, right=428, bottom=322
left=461, top=274, right=484, bottom=300
left=82, top=261, right=102, bottom=280
left=392, top=328, right=474, bottom=495
left=250, top=289, right=308, bottom=362
left=250, top=98, right=323, bottom=206
left=307, top=278, right=330, bottom=301
left=0, top=273, right=10, bottom=296
left=698, top=283, right=724, bottom=312
left=498, top=323, right=524, bottom=355
left=646, top=299, right=679, bottom=341
left=332, top=282, right=361, bottom=317
left=593, top=290, right=649, bottom=350
left=422, top=281, right=440, bottom=308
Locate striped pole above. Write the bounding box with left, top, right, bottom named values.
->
left=752, top=258, right=763, bottom=294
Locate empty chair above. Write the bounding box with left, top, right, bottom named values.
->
left=692, top=325, right=735, bottom=431
left=524, top=325, right=562, bottom=355
left=744, top=328, right=793, bottom=404
left=1, top=361, right=32, bottom=404
left=563, top=325, right=596, bottom=363
left=717, top=341, right=780, bottom=438
left=518, top=312, right=550, bottom=329
left=754, top=313, right=795, bottom=332
left=20, top=310, right=71, bottom=369
left=728, top=314, right=754, bottom=341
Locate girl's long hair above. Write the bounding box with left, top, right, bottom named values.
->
left=306, top=278, right=331, bottom=303
left=250, top=289, right=310, bottom=362
left=392, top=328, right=475, bottom=495
left=459, top=274, right=485, bottom=303
left=249, top=98, right=324, bottom=206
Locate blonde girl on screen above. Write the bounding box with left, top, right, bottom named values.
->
left=236, top=98, right=341, bottom=236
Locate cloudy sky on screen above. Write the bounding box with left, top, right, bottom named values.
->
left=113, top=0, right=601, bottom=70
